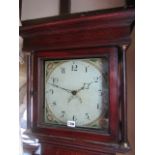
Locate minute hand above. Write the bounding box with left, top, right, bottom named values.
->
left=49, top=83, right=72, bottom=93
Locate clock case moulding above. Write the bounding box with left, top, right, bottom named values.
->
left=20, top=8, right=134, bottom=155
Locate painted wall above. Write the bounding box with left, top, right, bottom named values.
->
left=71, top=0, right=125, bottom=13
left=21, top=0, right=125, bottom=20
left=21, top=0, right=60, bottom=20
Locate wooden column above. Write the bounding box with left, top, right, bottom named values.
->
left=121, top=45, right=129, bottom=148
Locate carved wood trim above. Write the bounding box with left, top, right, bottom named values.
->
left=20, top=9, right=134, bottom=51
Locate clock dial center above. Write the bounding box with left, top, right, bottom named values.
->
left=71, top=90, right=77, bottom=95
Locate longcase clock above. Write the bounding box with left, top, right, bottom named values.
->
left=20, top=8, right=134, bottom=155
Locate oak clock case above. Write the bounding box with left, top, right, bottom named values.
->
left=20, top=8, right=134, bottom=155
left=35, top=48, right=118, bottom=142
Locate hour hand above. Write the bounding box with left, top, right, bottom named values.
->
left=77, top=82, right=92, bottom=92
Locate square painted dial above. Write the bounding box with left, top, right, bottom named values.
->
left=44, top=57, right=109, bottom=130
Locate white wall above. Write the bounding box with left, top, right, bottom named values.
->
left=71, top=0, right=125, bottom=13
left=21, top=0, right=60, bottom=20
left=21, top=0, right=125, bottom=20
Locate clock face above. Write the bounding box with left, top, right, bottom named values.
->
left=44, top=57, right=109, bottom=130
